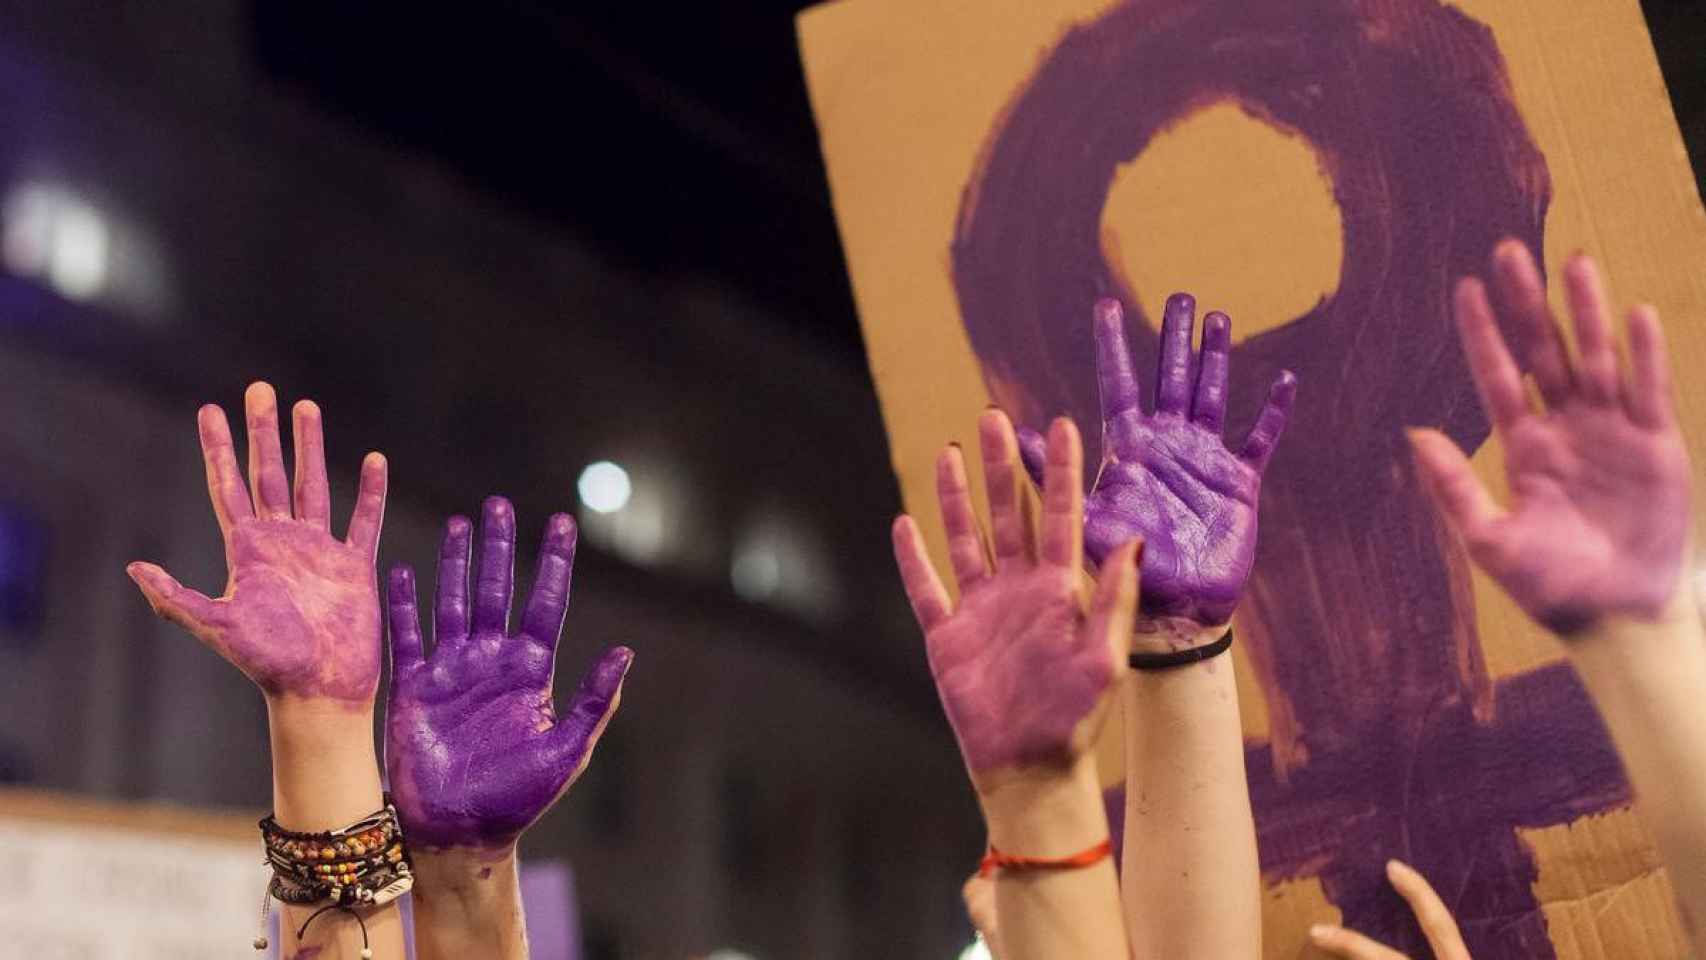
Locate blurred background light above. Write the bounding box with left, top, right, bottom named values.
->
left=3, top=183, right=108, bottom=302
left=577, top=460, right=632, bottom=514
left=1, top=180, right=172, bottom=319
left=957, top=937, right=993, bottom=960
left=729, top=511, right=843, bottom=626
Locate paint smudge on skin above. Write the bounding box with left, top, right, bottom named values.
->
left=386, top=497, right=633, bottom=849
left=948, top=1, right=1632, bottom=953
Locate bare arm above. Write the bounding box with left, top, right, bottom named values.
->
left=1411, top=241, right=1706, bottom=948
left=127, top=385, right=403, bottom=959
left=1020, top=296, right=1295, bottom=957
left=893, top=411, right=1136, bottom=960
left=386, top=500, right=632, bottom=960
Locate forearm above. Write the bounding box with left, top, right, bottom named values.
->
left=1120, top=637, right=1260, bottom=959
left=268, top=696, right=406, bottom=958
left=1570, top=602, right=1706, bottom=947
left=979, top=757, right=1129, bottom=960
left=409, top=846, right=529, bottom=960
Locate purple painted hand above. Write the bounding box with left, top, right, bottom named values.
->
left=386, top=497, right=633, bottom=849
left=1410, top=243, right=1692, bottom=635
left=893, top=412, right=1138, bottom=790
left=1018, top=297, right=1296, bottom=630
left=126, top=383, right=389, bottom=703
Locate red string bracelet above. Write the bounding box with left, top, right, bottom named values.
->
left=978, top=838, right=1113, bottom=878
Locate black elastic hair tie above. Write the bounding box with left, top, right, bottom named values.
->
left=1129, top=628, right=1233, bottom=671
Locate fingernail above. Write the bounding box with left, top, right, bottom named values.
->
left=1309, top=924, right=1331, bottom=940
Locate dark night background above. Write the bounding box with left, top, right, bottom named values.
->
left=0, top=1, right=1699, bottom=958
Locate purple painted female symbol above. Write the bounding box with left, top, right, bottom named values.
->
left=1019, top=297, right=1295, bottom=629
left=385, top=496, right=633, bottom=849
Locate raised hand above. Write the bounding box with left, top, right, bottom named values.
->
left=386, top=497, right=633, bottom=849
left=1019, top=297, right=1295, bottom=632
left=1310, top=860, right=1472, bottom=960
left=126, top=382, right=388, bottom=704
left=1409, top=243, right=1692, bottom=634
left=892, top=411, right=1138, bottom=789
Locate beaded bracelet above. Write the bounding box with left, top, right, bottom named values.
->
left=253, top=796, right=413, bottom=956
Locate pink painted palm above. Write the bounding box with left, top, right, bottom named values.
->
left=126, top=383, right=389, bottom=703
left=892, top=412, right=1138, bottom=791
left=1410, top=243, right=1692, bottom=634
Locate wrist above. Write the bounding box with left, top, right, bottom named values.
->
left=266, top=696, right=383, bottom=832
left=1131, top=615, right=1232, bottom=655
left=976, top=755, right=1108, bottom=857
left=411, top=844, right=521, bottom=902
left=1569, top=593, right=1705, bottom=684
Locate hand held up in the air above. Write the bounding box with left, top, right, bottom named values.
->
left=893, top=411, right=1138, bottom=795
left=1409, top=242, right=1692, bottom=636
left=1018, top=297, right=1295, bottom=641
left=126, top=382, right=389, bottom=709
left=386, top=496, right=633, bottom=852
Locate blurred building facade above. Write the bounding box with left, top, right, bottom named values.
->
left=0, top=2, right=981, bottom=958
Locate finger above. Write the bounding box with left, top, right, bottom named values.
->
left=1237, top=371, right=1298, bottom=471
left=1454, top=277, right=1531, bottom=430
left=539, top=646, right=634, bottom=782
left=290, top=400, right=332, bottom=529
left=435, top=515, right=474, bottom=646
left=197, top=404, right=253, bottom=542
left=1155, top=292, right=1196, bottom=415
left=962, top=873, right=1000, bottom=948
left=1490, top=238, right=1573, bottom=407
left=1016, top=426, right=1047, bottom=490
left=386, top=564, right=425, bottom=668
left=344, top=452, right=388, bottom=558
left=1040, top=417, right=1085, bottom=569
left=243, top=382, right=292, bottom=520
left=1094, top=298, right=1143, bottom=419
left=1192, top=310, right=1231, bottom=433
left=1387, top=860, right=1472, bottom=960
left=519, top=513, right=577, bottom=648
left=472, top=495, right=517, bottom=634
left=126, top=561, right=225, bottom=647
left=1408, top=429, right=1506, bottom=546
left=1563, top=253, right=1620, bottom=405
left=937, top=444, right=991, bottom=590
left=979, top=409, right=1032, bottom=563
left=1308, top=923, right=1411, bottom=960
left=892, top=515, right=952, bottom=632
left=1086, top=539, right=1141, bottom=663
left=1625, top=305, right=1674, bottom=428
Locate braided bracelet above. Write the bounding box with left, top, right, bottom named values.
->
left=978, top=838, right=1114, bottom=878
left=253, top=796, right=413, bottom=956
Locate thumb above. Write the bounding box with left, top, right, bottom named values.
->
left=1016, top=425, right=1047, bottom=492
left=538, top=646, right=635, bottom=785
left=1407, top=429, right=1505, bottom=547
left=126, top=561, right=224, bottom=644
left=1086, top=538, right=1141, bottom=667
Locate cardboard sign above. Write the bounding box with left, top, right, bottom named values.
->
left=798, top=0, right=1706, bottom=955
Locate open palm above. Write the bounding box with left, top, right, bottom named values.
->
left=1411, top=243, right=1691, bottom=634
left=126, top=383, right=388, bottom=702
left=1022, top=297, right=1295, bottom=627
left=894, top=412, right=1137, bottom=789
left=386, top=497, right=632, bottom=849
